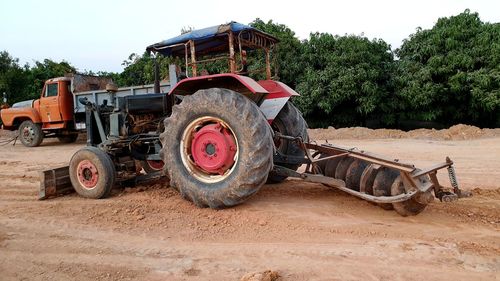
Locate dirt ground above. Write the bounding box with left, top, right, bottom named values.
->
left=0, top=126, right=499, bottom=281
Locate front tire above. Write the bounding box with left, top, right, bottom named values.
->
left=160, top=88, right=274, bottom=208
left=18, top=120, right=43, bottom=147
left=69, top=147, right=116, bottom=199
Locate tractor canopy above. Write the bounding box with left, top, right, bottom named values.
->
left=146, top=21, right=278, bottom=57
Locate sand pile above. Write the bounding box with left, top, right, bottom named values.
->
left=309, top=124, right=500, bottom=141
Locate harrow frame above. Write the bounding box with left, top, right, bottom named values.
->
left=272, top=134, right=472, bottom=206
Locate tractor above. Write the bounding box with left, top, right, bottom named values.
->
left=40, top=22, right=470, bottom=216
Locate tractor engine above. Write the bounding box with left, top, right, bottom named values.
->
left=112, top=94, right=170, bottom=137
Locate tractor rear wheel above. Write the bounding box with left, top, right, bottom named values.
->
left=19, top=120, right=43, bottom=147
left=160, top=88, right=273, bottom=208
left=69, top=146, right=116, bottom=199
left=267, top=101, right=309, bottom=183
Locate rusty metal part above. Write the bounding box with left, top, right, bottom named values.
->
left=324, top=157, right=343, bottom=177
left=359, top=164, right=380, bottom=194
left=39, top=166, right=73, bottom=199
left=189, top=40, right=197, bottom=77
left=272, top=165, right=418, bottom=204
left=335, top=157, right=355, bottom=181
left=372, top=167, right=399, bottom=210
left=39, top=165, right=165, bottom=200
left=391, top=176, right=430, bottom=216
left=228, top=31, right=236, bottom=73
left=345, top=160, right=368, bottom=192
left=307, top=143, right=416, bottom=172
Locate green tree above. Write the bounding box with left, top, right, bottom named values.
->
left=118, top=51, right=176, bottom=86
left=395, top=10, right=500, bottom=127
left=294, top=33, right=394, bottom=127
left=25, top=59, right=76, bottom=101
left=0, top=51, right=30, bottom=104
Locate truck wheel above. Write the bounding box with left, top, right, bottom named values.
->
left=267, top=101, right=309, bottom=183
left=19, top=120, right=43, bottom=147
left=160, top=88, right=273, bottom=208
left=69, top=146, right=115, bottom=199
left=139, top=160, right=165, bottom=174
left=57, top=133, right=78, bottom=143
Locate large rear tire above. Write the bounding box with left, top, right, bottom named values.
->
left=69, top=146, right=116, bottom=199
left=267, top=101, right=309, bottom=183
left=160, top=88, right=274, bottom=208
left=18, top=120, right=43, bottom=147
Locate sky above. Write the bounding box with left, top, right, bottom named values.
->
left=1, top=0, right=499, bottom=73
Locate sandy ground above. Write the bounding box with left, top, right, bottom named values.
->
left=0, top=129, right=499, bottom=281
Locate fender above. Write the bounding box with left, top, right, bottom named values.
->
left=257, top=80, right=300, bottom=122
left=169, top=74, right=300, bottom=122
left=0, top=107, right=41, bottom=128
left=169, top=74, right=269, bottom=104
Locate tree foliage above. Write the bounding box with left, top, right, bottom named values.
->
left=295, top=33, right=394, bottom=127
left=0, top=51, right=76, bottom=104
left=0, top=51, right=29, bottom=105
left=26, top=59, right=76, bottom=101
left=395, top=10, right=500, bottom=127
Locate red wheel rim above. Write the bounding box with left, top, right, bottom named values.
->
left=77, top=160, right=99, bottom=189
left=180, top=116, right=239, bottom=183
left=190, top=123, right=237, bottom=175
left=146, top=160, right=164, bottom=170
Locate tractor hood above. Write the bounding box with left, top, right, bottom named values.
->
left=12, top=99, right=34, bottom=108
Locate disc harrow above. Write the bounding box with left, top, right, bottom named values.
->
left=272, top=135, right=472, bottom=216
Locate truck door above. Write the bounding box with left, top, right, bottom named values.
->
left=39, top=82, right=63, bottom=123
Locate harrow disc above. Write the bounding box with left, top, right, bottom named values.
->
left=372, top=167, right=399, bottom=210
left=324, top=157, right=343, bottom=177
left=391, top=176, right=429, bottom=216
left=335, top=157, right=355, bottom=181
left=359, top=164, right=380, bottom=195
left=345, top=160, right=369, bottom=192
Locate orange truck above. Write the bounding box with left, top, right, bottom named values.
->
left=0, top=74, right=170, bottom=147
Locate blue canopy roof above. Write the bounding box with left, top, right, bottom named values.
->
left=147, top=21, right=278, bottom=56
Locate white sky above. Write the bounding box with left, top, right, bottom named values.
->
left=1, top=0, right=498, bottom=73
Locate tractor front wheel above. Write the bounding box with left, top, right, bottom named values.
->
left=69, top=147, right=116, bottom=199
left=160, top=88, right=274, bottom=208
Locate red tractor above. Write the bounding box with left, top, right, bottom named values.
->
left=148, top=22, right=309, bottom=207
left=41, top=22, right=470, bottom=216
